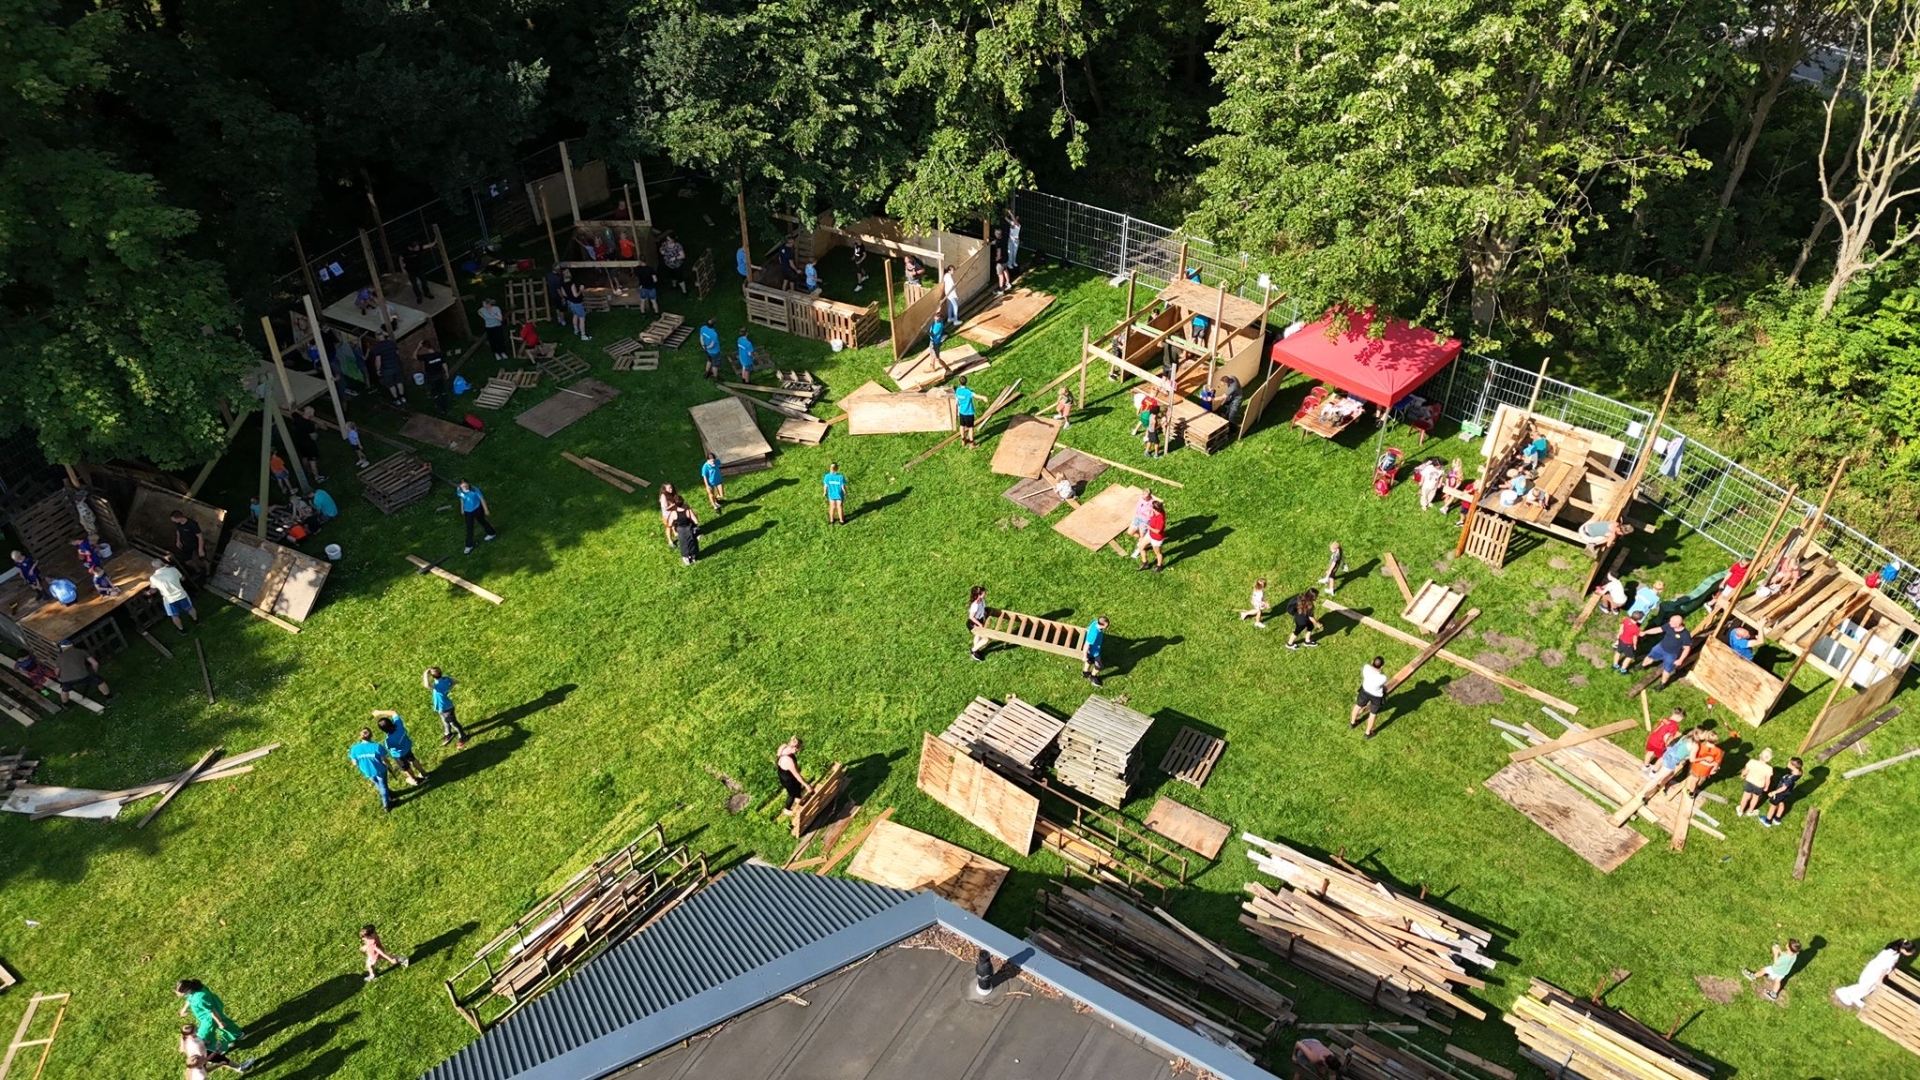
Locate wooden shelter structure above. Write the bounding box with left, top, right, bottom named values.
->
left=0, top=486, right=155, bottom=662
left=1456, top=403, right=1634, bottom=567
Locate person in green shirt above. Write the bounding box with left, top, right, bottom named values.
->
left=176, top=979, right=253, bottom=1072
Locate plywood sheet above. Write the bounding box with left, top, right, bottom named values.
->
left=916, top=732, right=1039, bottom=856
left=845, top=818, right=1009, bottom=917
left=516, top=378, right=620, bottom=439
left=889, top=344, right=981, bottom=392
left=844, top=391, right=955, bottom=436
left=1001, top=450, right=1110, bottom=515
left=1142, top=797, right=1231, bottom=859
left=400, top=412, right=486, bottom=454
left=211, top=533, right=329, bottom=622
left=1053, top=483, right=1147, bottom=552
left=1685, top=637, right=1786, bottom=727
left=957, top=287, right=1055, bottom=348
left=124, top=486, right=226, bottom=557
left=990, top=416, right=1062, bottom=479
left=689, top=396, right=775, bottom=465
left=267, top=547, right=331, bottom=622
left=1485, top=761, right=1646, bottom=873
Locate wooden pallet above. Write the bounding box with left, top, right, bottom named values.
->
left=1862, top=968, right=1920, bottom=1058
left=1055, top=695, right=1154, bottom=808
left=845, top=819, right=1009, bottom=917
left=473, top=379, right=519, bottom=410
left=1463, top=513, right=1513, bottom=568
left=360, top=453, right=432, bottom=515
left=774, top=417, right=830, bottom=444
left=1402, top=581, right=1467, bottom=635
left=790, top=761, right=848, bottom=838
left=0, top=751, right=40, bottom=797
left=610, top=346, right=660, bottom=371
left=507, top=279, right=551, bottom=326
left=938, top=696, right=1066, bottom=774
left=500, top=369, right=541, bottom=387
left=638, top=313, right=685, bottom=347
left=1158, top=726, right=1225, bottom=788
left=975, top=608, right=1086, bottom=660
left=581, top=293, right=612, bottom=313
left=691, top=249, right=715, bottom=300
left=662, top=325, right=692, bottom=349
left=0, top=991, right=69, bottom=1080
left=536, top=351, right=590, bottom=383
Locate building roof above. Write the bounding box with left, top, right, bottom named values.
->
left=422, top=861, right=1280, bottom=1080
left=1269, top=308, right=1462, bottom=408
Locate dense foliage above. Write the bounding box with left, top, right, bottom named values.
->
left=1, top=0, right=1916, bottom=543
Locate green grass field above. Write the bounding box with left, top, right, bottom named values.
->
left=2, top=219, right=1915, bottom=1079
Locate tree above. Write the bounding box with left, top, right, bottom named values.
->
left=1812, top=0, right=1920, bottom=314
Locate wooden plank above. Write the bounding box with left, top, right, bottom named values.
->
left=1381, top=552, right=1415, bottom=605
left=1324, top=599, right=1578, bottom=714
left=1054, top=484, right=1147, bottom=553
left=844, top=391, right=956, bottom=435
left=562, top=451, right=635, bottom=493
left=194, top=639, right=214, bottom=705
left=688, top=396, right=775, bottom=465
left=406, top=555, right=504, bottom=605
left=989, top=415, right=1062, bottom=479
left=1685, top=637, right=1786, bottom=727
left=1142, top=797, right=1231, bottom=859
left=1485, top=761, right=1647, bottom=873
left=1814, top=706, right=1901, bottom=763
left=399, top=412, right=486, bottom=454
left=956, top=287, right=1055, bottom=347
left=1056, top=448, right=1184, bottom=488
left=844, top=818, right=1009, bottom=916
left=1669, top=790, right=1696, bottom=851
left=516, top=378, right=620, bottom=439
left=1383, top=609, right=1480, bottom=695
left=1793, top=807, right=1820, bottom=881
left=818, top=807, right=892, bottom=877
left=1843, top=746, right=1920, bottom=779
left=209, top=589, right=302, bottom=634
left=916, top=732, right=1039, bottom=855
left=136, top=747, right=222, bottom=829
left=1508, top=719, right=1638, bottom=764
left=579, top=457, right=649, bottom=487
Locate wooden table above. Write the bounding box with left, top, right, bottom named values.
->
left=15, top=551, right=154, bottom=655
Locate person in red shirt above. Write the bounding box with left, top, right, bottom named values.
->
left=1610, top=615, right=1642, bottom=673
left=1714, top=558, right=1751, bottom=609
left=1133, top=498, right=1168, bottom=573
left=518, top=321, right=541, bottom=356
left=1643, top=707, right=1684, bottom=774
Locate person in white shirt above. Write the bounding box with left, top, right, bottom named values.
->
left=149, top=558, right=198, bottom=631
left=1351, top=656, right=1388, bottom=739
left=942, top=265, right=959, bottom=323
left=1837, top=940, right=1916, bottom=1008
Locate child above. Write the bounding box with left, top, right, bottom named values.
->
left=518, top=320, right=542, bottom=357
left=424, top=667, right=468, bottom=748
left=72, top=536, right=102, bottom=574
left=1198, top=383, right=1215, bottom=414
left=954, top=376, right=978, bottom=449
left=1760, top=756, right=1802, bottom=828
left=1741, top=939, right=1800, bottom=1001
left=374, top=712, right=427, bottom=786
left=967, top=585, right=990, bottom=661
left=1133, top=498, right=1167, bottom=573
left=90, top=566, right=119, bottom=598
left=928, top=315, right=947, bottom=366
left=1140, top=402, right=1160, bottom=458
left=359, top=924, right=409, bottom=982
left=1595, top=570, right=1628, bottom=616
left=1686, top=730, right=1725, bottom=796
left=1129, top=489, right=1156, bottom=541
left=1129, top=388, right=1149, bottom=435
left=345, top=421, right=370, bottom=469
left=1054, top=387, right=1074, bottom=427
left=1352, top=656, right=1388, bottom=738
left=852, top=240, right=869, bottom=292
left=1612, top=614, right=1643, bottom=674
left=822, top=463, right=848, bottom=525
left=270, top=452, right=293, bottom=496
left=1737, top=747, right=1774, bottom=817
left=1320, top=541, right=1346, bottom=596
left=700, top=452, right=724, bottom=509
left=1239, top=579, right=1270, bottom=628
left=803, top=259, right=821, bottom=294
left=1643, top=708, right=1683, bottom=774
left=1083, top=616, right=1108, bottom=688
left=1637, top=728, right=1699, bottom=801
left=1286, top=590, right=1323, bottom=650
left=1416, top=459, right=1446, bottom=510
left=10, top=551, right=45, bottom=596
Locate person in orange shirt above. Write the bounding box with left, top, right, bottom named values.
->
left=1686, top=730, right=1726, bottom=796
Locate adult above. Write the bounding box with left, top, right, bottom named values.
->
left=171, top=510, right=207, bottom=571
left=1638, top=614, right=1695, bottom=686
left=658, top=231, right=689, bottom=294
left=1292, top=1037, right=1343, bottom=1079
left=415, top=339, right=450, bottom=414
left=735, top=246, right=750, bottom=280
left=289, top=406, right=324, bottom=484
left=1220, top=374, right=1243, bottom=426
left=634, top=260, right=661, bottom=315
left=1727, top=625, right=1763, bottom=663
left=1836, top=940, right=1916, bottom=1009
left=942, top=263, right=960, bottom=323
left=54, top=638, right=111, bottom=705
left=822, top=462, right=849, bottom=525
left=546, top=267, right=568, bottom=327
left=150, top=558, right=198, bottom=631
left=1351, top=656, right=1387, bottom=739
left=699, top=318, right=723, bottom=379
left=402, top=237, right=435, bottom=302
left=736, top=329, right=757, bottom=382
left=348, top=727, right=393, bottom=812
left=455, top=480, right=497, bottom=555
left=562, top=271, right=590, bottom=339
left=967, top=585, right=990, bottom=661
left=669, top=497, right=701, bottom=566
left=954, top=376, right=978, bottom=448
left=424, top=666, right=467, bottom=747
left=1285, top=590, right=1323, bottom=650
left=990, top=228, right=1009, bottom=293
left=658, top=483, right=684, bottom=545
left=776, top=238, right=800, bottom=288
left=369, top=333, right=405, bottom=406
left=175, top=980, right=252, bottom=1073
left=1005, top=212, right=1021, bottom=271
left=1083, top=616, right=1109, bottom=688
left=775, top=736, right=810, bottom=814
left=479, top=297, right=509, bottom=360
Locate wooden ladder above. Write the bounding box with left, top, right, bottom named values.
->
left=979, top=609, right=1086, bottom=660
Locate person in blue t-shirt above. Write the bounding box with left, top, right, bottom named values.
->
left=1522, top=435, right=1551, bottom=468
left=736, top=330, right=756, bottom=382
left=455, top=480, right=497, bottom=554
left=736, top=246, right=750, bottom=279
left=803, top=259, right=821, bottom=293
left=375, top=711, right=428, bottom=786
left=424, top=666, right=467, bottom=747
left=700, top=452, right=725, bottom=509
left=1727, top=625, right=1763, bottom=663
left=349, top=728, right=393, bottom=812
left=699, top=318, right=722, bottom=379
left=822, top=463, right=849, bottom=525
left=954, top=376, right=978, bottom=448
left=1083, top=616, right=1109, bottom=687
left=928, top=315, right=947, bottom=365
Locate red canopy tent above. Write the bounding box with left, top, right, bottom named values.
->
left=1269, top=308, right=1462, bottom=408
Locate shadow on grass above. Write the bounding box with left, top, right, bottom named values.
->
left=276, top=1038, right=369, bottom=1080
left=405, top=722, right=529, bottom=800
left=468, top=683, right=576, bottom=738
left=250, top=973, right=364, bottom=1041
left=738, top=476, right=798, bottom=501
left=704, top=520, right=776, bottom=558
left=263, top=1008, right=359, bottom=1069
left=851, top=486, right=912, bottom=522
left=1111, top=634, right=1184, bottom=672
left=413, top=919, right=482, bottom=963
left=846, top=748, right=907, bottom=805
left=1167, top=514, right=1231, bottom=565
left=700, top=505, right=760, bottom=533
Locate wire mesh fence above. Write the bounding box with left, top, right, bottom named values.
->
left=1013, top=188, right=1920, bottom=617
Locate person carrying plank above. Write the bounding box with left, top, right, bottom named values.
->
left=954, top=376, right=978, bottom=448
left=822, top=462, right=849, bottom=525
left=1634, top=727, right=1700, bottom=802
left=776, top=736, right=811, bottom=816
left=1083, top=616, right=1109, bottom=687
left=1351, top=656, right=1387, bottom=739
left=349, top=727, right=394, bottom=813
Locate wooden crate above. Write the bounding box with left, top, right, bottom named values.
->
left=938, top=695, right=1066, bottom=774
left=361, top=453, right=432, bottom=515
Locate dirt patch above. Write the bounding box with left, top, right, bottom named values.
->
left=1540, top=648, right=1566, bottom=668
left=725, top=792, right=753, bottom=814
left=1011, top=516, right=1029, bottom=529
left=1567, top=674, right=1590, bottom=688
left=1575, top=641, right=1610, bottom=668
left=1696, top=975, right=1742, bottom=1004
left=1434, top=560, right=1454, bottom=574
left=1549, top=556, right=1573, bottom=571
left=702, top=766, right=744, bottom=793
left=1474, top=651, right=1520, bottom=672
left=1447, top=674, right=1507, bottom=706
left=1549, top=585, right=1578, bottom=601
left=1481, top=631, right=1540, bottom=659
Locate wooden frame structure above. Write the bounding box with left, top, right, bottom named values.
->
left=1457, top=403, right=1633, bottom=564
left=0, top=992, right=68, bottom=1080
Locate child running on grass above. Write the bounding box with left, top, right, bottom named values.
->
left=1239, top=579, right=1270, bottom=628
left=359, top=924, right=409, bottom=982
left=1286, top=591, right=1323, bottom=649
left=700, top=453, right=724, bottom=509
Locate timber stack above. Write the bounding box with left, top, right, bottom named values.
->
left=1028, top=882, right=1295, bottom=1054
left=1861, top=969, right=1920, bottom=1058
left=1321, top=1026, right=1516, bottom=1080
left=1506, top=979, right=1714, bottom=1079
left=1238, top=832, right=1495, bottom=1032
left=1052, top=695, right=1154, bottom=808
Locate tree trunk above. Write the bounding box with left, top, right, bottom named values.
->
left=1700, top=67, right=1792, bottom=266
left=1468, top=234, right=1514, bottom=330
left=1788, top=203, right=1835, bottom=287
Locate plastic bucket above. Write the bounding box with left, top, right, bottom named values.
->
left=324, top=544, right=343, bottom=561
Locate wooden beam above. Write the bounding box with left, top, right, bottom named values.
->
left=580, top=456, right=649, bottom=487
left=1799, top=455, right=1852, bottom=559
left=187, top=409, right=251, bottom=500
left=255, top=388, right=273, bottom=539
left=1507, top=719, right=1638, bottom=763
left=137, top=747, right=222, bottom=829
left=194, top=639, right=214, bottom=704
left=633, top=159, right=653, bottom=224
left=1525, top=356, right=1550, bottom=414
left=884, top=258, right=898, bottom=364
left=902, top=381, right=1021, bottom=470
left=210, top=590, right=302, bottom=634
left=562, top=452, right=634, bottom=493
left=817, top=806, right=893, bottom=876
left=1706, top=481, right=1798, bottom=646
left=1812, top=706, right=1901, bottom=762
left=1792, top=807, right=1820, bottom=880
left=260, top=315, right=295, bottom=405
left=1669, top=790, right=1696, bottom=851
left=1381, top=552, right=1415, bottom=606
left=1640, top=690, right=1652, bottom=731
left=557, top=140, right=582, bottom=223
left=1323, top=599, right=1578, bottom=714
left=303, top=292, right=350, bottom=435
left=735, top=177, right=751, bottom=268
left=1384, top=609, right=1479, bottom=695
left=1842, top=746, right=1920, bottom=779
left=1056, top=448, right=1184, bottom=488
left=406, top=555, right=504, bottom=605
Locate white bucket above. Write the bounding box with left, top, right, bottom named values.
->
left=324, top=543, right=343, bottom=561
left=412, top=372, right=427, bottom=386
left=829, top=338, right=844, bottom=352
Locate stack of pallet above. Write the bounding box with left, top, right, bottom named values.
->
left=1029, top=883, right=1294, bottom=1054
left=605, top=338, right=659, bottom=371
left=0, top=750, right=38, bottom=796
left=1506, top=979, right=1714, bottom=1079
left=937, top=694, right=1065, bottom=776
left=1239, top=832, right=1495, bottom=1032
left=638, top=312, right=686, bottom=348
left=1862, top=969, right=1920, bottom=1059
left=1320, top=1027, right=1515, bottom=1080
left=1053, top=695, right=1154, bottom=808
left=361, top=453, right=433, bottom=514
left=1169, top=399, right=1232, bottom=454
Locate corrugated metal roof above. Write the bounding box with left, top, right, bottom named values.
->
left=422, top=860, right=916, bottom=1080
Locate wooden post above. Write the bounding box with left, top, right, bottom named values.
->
left=1175, top=241, right=1188, bottom=281
left=1597, top=364, right=1683, bottom=532
left=358, top=230, right=392, bottom=338
left=1205, top=283, right=1227, bottom=388
left=266, top=394, right=310, bottom=493
left=633, top=160, right=653, bottom=224
left=292, top=231, right=322, bottom=305
left=884, top=258, right=899, bottom=363
left=362, top=166, right=394, bottom=276
left=557, top=140, right=582, bottom=223
left=431, top=224, right=471, bottom=340
left=538, top=188, right=560, bottom=264
left=1525, top=356, right=1550, bottom=415
left=1124, top=269, right=1138, bottom=321
left=622, top=183, right=633, bottom=224
left=736, top=177, right=752, bottom=270
left=256, top=387, right=273, bottom=539
left=1800, top=456, right=1852, bottom=557
left=304, top=293, right=348, bottom=435
left=259, top=316, right=295, bottom=404
left=1080, top=326, right=1090, bottom=406
left=1706, top=482, right=1798, bottom=645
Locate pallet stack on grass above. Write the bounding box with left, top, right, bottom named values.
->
left=444, top=823, right=709, bottom=1031
left=1168, top=399, right=1232, bottom=454
left=1239, top=832, right=1495, bottom=1033
left=361, top=453, right=433, bottom=514
left=1053, top=695, right=1154, bottom=808
left=605, top=339, right=660, bottom=371
left=1861, top=969, right=1920, bottom=1059
left=1506, top=979, right=1714, bottom=1079
left=937, top=694, right=1065, bottom=776
left=638, top=313, right=686, bottom=348
left=1029, top=882, right=1295, bottom=1055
